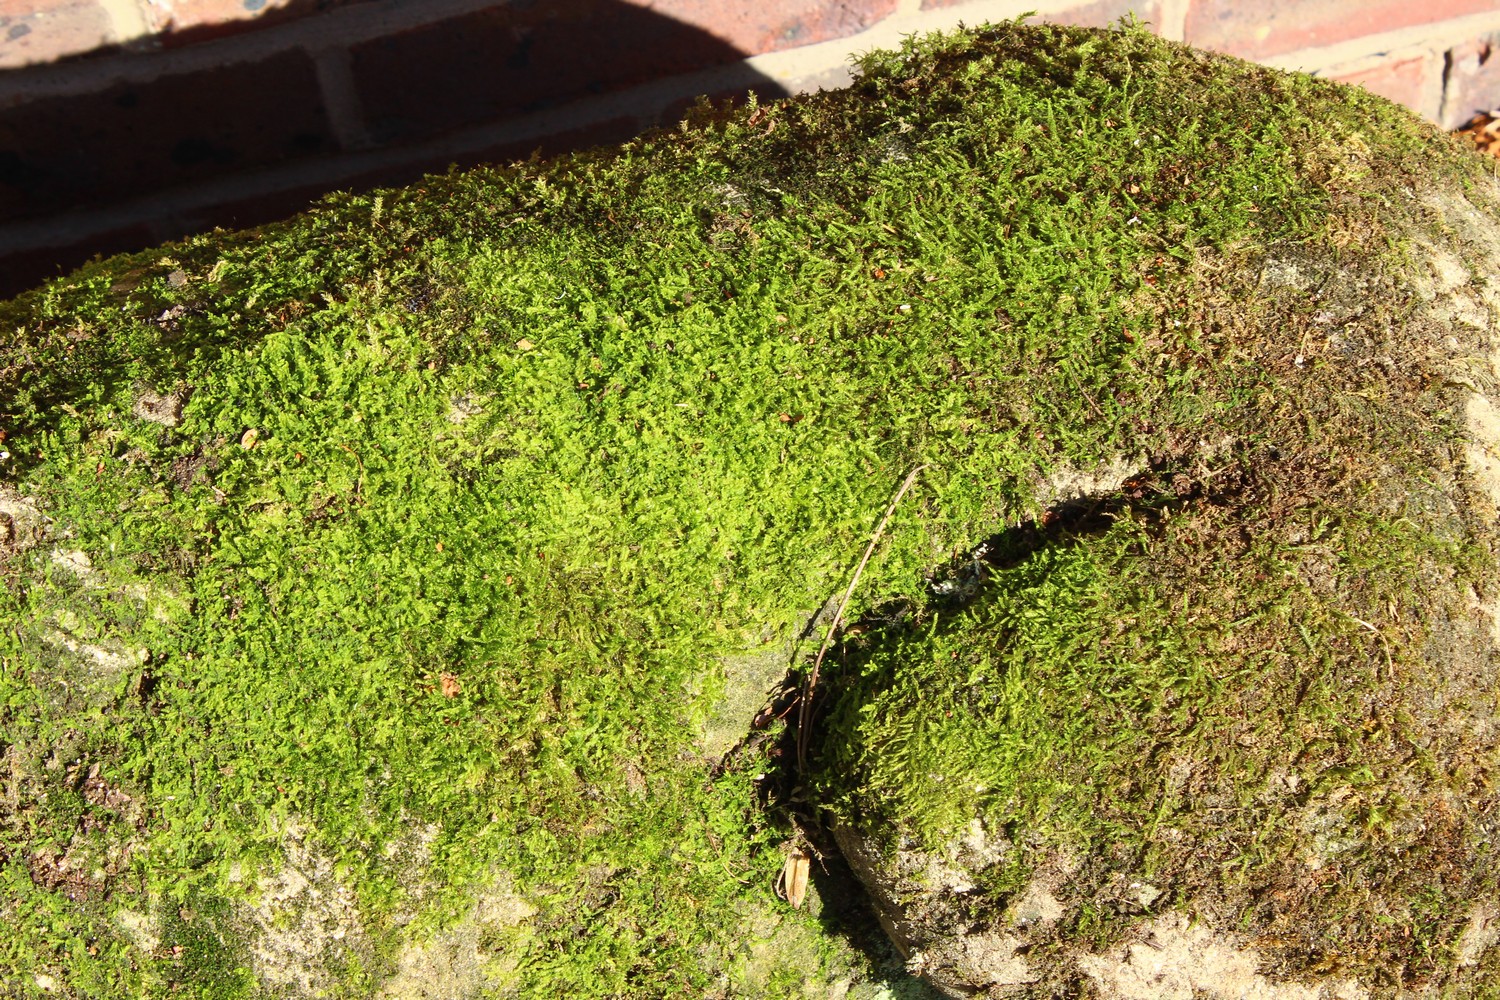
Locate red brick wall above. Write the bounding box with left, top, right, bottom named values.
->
left=4, top=0, right=1500, bottom=297
left=1183, top=0, right=1498, bottom=61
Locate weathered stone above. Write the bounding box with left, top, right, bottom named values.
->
left=3, top=20, right=1500, bottom=999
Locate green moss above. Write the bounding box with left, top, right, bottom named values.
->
left=0, top=18, right=1490, bottom=996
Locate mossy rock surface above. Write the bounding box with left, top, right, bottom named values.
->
left=3, top=20, right=1500, bottom=999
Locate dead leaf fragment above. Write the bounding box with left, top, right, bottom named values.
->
left=240, top=428, right=259, bottom=450
left=780, top=850, right=810, bottom=909
left=516, top=338, right=535, bottom=351
left=439, top=673, right=461, bottom=698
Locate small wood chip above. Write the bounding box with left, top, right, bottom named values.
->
left=781, top=850, right=810, bottom=909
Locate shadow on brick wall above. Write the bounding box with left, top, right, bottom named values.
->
left=0, top=0, right=789, bottom=298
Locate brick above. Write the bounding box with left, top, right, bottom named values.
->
left=923, top=0, right=1157, bottom=26
left=1029, top=0, right=1161, bottom=29
left=0, top=172, right=355, bottom=299
left=181, top=121, right=651, bottom=238
left=0, top=49, right=333, bottom=223
left=0, top=111, right=661, bottom=301
left=351, top=0, right=882, bottom=145
left=0, top=0, right=114, bottom=68
left=1185, top=0, right=1499, bottom=62
left=1331, top=55, right=1439, bottom=120
left=1441, top=33, right=1500, bottom=130
left=0, top=222, right=155, bottom=301
left=143, top=0, right=297, bottom=38
left=172, top=176, right=339, bottom=236
left=652, top=0, right=898, bottom=54
left=146, top=0, right=379, bottom=47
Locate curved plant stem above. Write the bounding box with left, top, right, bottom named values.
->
left=796, top=463, right=928, bottom=773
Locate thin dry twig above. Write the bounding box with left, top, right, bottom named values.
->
left=796, top=463, right=928, bottom=772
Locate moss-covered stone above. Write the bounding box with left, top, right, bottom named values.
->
left=1, top=19, right=1498, bottom=998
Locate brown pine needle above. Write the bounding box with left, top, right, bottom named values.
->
left=796, top=463, right=928, bottom=772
